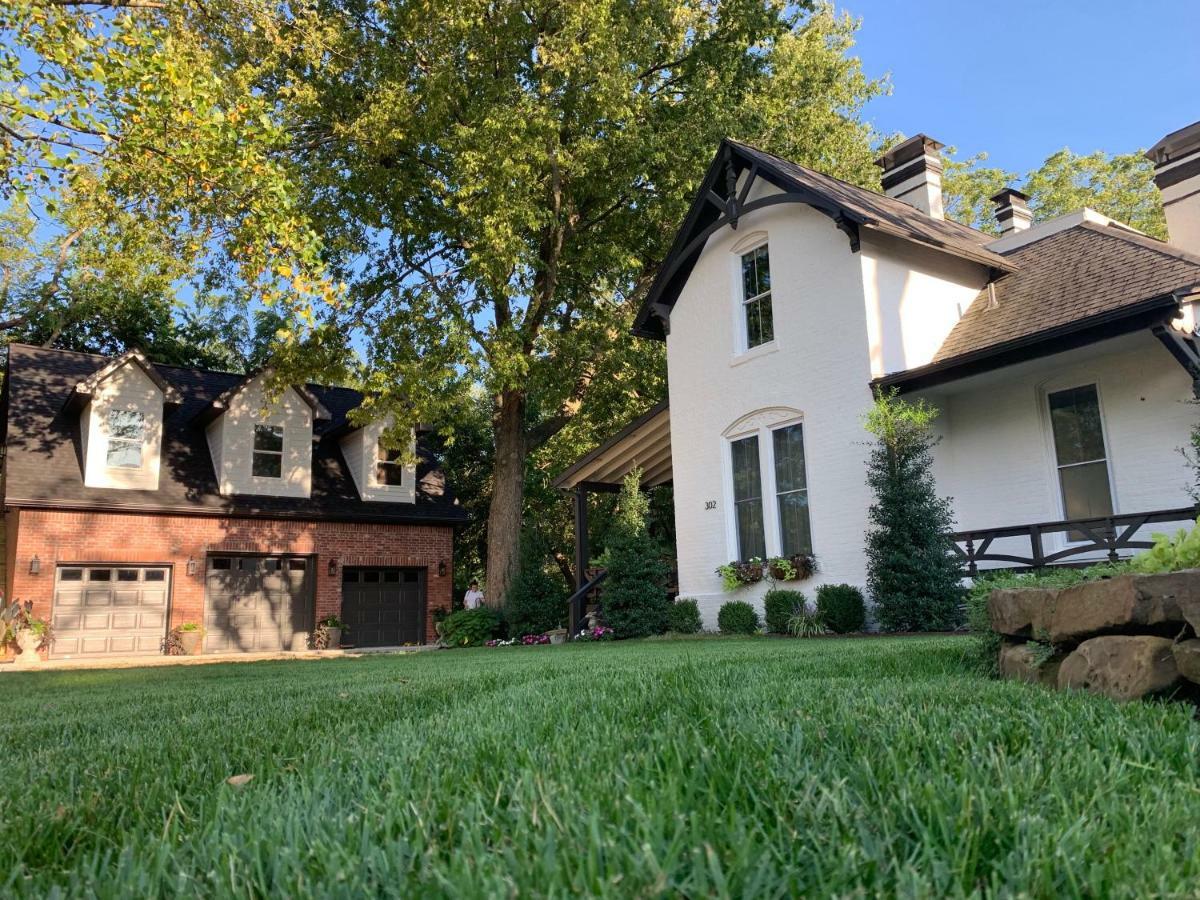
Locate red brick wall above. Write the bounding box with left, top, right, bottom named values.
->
left=8, top=508, right=454, bottom=646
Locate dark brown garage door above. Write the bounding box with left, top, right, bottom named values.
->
left=341, top=567, right=425, bottom=647
left=205, top=555, right=313, bottom=653
left=52, top=565, right=170, bottom=657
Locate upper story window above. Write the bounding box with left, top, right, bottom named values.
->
left=740, top=244, right=773, bottom=349
left=106, top=410, right=145, bottom=469
left=375, top=442, right=405, bottom=486
left=252, top=424, right=284, bottom=478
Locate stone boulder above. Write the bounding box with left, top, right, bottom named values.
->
left=988, top=588, right=1057, bottom=638
left=1172, top=571, right=1200, bottom=634
left=1173, top=639, right=1200, bottom=685
left=1048, top=572, right=1198, bottom=643
left=1058, top=635, right=1180, bottom=701
left=998, top=641, right=1062, bottom=687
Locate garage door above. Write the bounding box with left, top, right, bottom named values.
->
left=52, top=565, right=170, bottom=658
left=341, top=567, right=425, bottom=647
left=205, top=555, right=313, bottom=653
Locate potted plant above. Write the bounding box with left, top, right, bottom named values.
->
left=176, top=622, right=204, bottom=655
left=314, top=615, right=347, bottom=650
left=14, top=617, right=52, bottom=667
left=766, top=554, right=818, bottom=583
left=545, top=627, right=568, bottom=645
left=715, top=557, right=764, bottom=591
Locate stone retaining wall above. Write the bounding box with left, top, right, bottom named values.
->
left=988, top=570, right=1200, bottom=701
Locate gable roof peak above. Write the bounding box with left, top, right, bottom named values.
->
left=65, top=347, right=183, bottom=411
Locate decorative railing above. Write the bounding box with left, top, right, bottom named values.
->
left=951, top=506, right=1197, bottom=576
left=566, top=569, right=608, bottom=634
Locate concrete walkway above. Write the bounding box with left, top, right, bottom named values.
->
left=1, top=644, right=438, bottom=673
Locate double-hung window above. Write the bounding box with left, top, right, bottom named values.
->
left=772, top=424, right=812, bottom=556
left=740, top=244, right=773, bottom=349
left=375, top=441, right=404, bottom=486
left=252, top=424, right=284, bottom=478
left=730, top=435, right=766, bottom=560
left=106, top=410, right=145, bottom=468
left=1047, top=384, right=1113, bottom=537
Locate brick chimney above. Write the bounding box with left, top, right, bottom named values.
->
left=874, top=134, right=945, bottom=219
left=990, top=188, right=1032, bottom=235
left=1147, top=120, right=1200, bottom=254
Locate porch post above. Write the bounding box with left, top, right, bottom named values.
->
left=571, top=485, right=589, bottom=634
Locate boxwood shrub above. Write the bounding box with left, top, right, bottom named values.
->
left=441, top=608, right=500, bottom=647
left=763, top=589, right=806, bottom=634
left=717, top=600, right=759, bottom=635
left=667, top=598, right=703, bottom=634
left=815, top=584, right=866, bottom=634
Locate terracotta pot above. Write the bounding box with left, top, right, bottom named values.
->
left=178, top=630, right=203, bottom=655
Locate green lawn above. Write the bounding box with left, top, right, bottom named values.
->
left=4, top=637, right=1200, bottom=897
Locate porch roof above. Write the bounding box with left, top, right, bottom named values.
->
left=553, top=401, right=671, bottom=491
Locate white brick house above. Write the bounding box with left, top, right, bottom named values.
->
left=558, top=121, right=1200, bottom=629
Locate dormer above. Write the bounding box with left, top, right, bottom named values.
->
left=337, top=415, right=417, bottom=504
left=194, top=370, right=331, bottom=498
left=66, top=349, right=182, bottom=491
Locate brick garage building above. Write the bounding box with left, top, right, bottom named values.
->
left=2, top=345, right=466, bottom=660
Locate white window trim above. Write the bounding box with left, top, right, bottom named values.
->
left=720, top=410, right=813, bottom=562
left=728, top=232, right=778, bottom=360
left=1037, top=377, right=1118, bottom=551
left=251, top=423, right=285, bottom=480
left=371, top=439, right=406, bottom=488
left=105, top=409, right=145, bottom=470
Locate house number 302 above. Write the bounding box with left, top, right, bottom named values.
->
left=704, top=500, right=717, bottom=510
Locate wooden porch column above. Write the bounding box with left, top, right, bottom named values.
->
left=571, top=486, right=589, bottom=633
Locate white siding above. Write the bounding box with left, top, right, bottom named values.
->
left=208, top=375, right=313, bottom=498
left=81, top=363, right=164, bottom=491
left=667, top=189, right=879, bottom=628
left=339, top=416, right=416, bottom=503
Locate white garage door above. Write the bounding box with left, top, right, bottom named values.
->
left=52, top=565, right=171, bottom=657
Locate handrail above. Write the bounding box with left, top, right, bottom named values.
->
left=567, top=569, right=608, bottom=634
left=951, top=505, right=1197, bottom=576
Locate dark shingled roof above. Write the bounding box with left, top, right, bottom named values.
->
left=727, top=140, right=1014, bottom=272
left=1, top=344, right=467, bottom=525
left=933, top=222, right=1200, bottom=363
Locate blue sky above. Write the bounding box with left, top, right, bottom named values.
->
left=843, top=0, right=1200, bottom=172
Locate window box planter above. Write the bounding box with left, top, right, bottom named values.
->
left=716, top=558, right=765, bottom=591
left=767, top=554, right=818, bottom=583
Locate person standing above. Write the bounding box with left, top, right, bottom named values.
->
left=463, top=579, right=485, bottom=610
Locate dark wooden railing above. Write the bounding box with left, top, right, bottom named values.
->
left=567, top=569, right=608, bottom=634
left=952, top=506, right=1197, bottom=576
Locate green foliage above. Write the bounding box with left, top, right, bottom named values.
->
left=599, top=470, right=670, bottom=639
left=942, top=146, right=1165, bottom=239
left=816, top=584, right=867, bottom=634
left=864, top=391, right=964, bottom=632
left=177, top=622, right=203, bottom=633
left=667, top=599, right=703, bottom=635
left=764, top=589, right=806, bottom=635
left=716, top=558, right=765, bottom=591
left=1130, top=518, right=1200, bottom=574
left=787, top=608, right=830, bottom=638
left=717, top=601, right=759, bottom=635
left=440, top=609, right=500, bottom=648
left=1182, top=410, right=1200, bottom=505
left=504, top=532, right=568, bottom=638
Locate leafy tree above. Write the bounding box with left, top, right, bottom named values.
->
left=943, top=147, right=1165, bottom=238
left=863, top=391, right=963, bottom=632
left=599, top=469, right=669, bottom=639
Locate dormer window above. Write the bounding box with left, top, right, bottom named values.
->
left=252, top=424, right=284, bottom=478
left=376, top=443, right=404, bottom=486
left=106, top=410, right=145, bottom=469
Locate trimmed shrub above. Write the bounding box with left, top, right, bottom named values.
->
left=864, top=391, right=964, bottom=631
left=717, top=600, right=759, bottom=635
left=764, top=589, right=806, bottom=634
left=816, top=584, right=866, bottom=634
left=667, top=599, right=703, bottom=634
left=600, top=470, right=670, bottom=639
left=505, top=533, right=568, bottom=638
left=441, top=608, right=499, bottom=648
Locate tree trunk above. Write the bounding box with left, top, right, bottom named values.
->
left=484, top=388, right=527, bottom=608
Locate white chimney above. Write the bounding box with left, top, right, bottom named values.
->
left=874, top=134, right=945, bottom=219
left=990, top=188, right=1032, bottom=235
left=1147, top=120, right=1200, bottom=255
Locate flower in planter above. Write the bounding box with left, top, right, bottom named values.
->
left=716, top=557, right=765, bottom=591
left=766, top=554, right=819, bottom=583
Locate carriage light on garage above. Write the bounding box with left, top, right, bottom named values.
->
left=186, top=556, right=198, bottom=576
left=28, top=555, right=40, bottom=575
left=328, top=558, right=338, bottom=577
left=438, top=559, right=447, bottom=577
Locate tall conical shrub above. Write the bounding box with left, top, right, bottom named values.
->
left=600, top=469, right=669, bottom=639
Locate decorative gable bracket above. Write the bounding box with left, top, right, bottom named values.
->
left=1152, top=321, right=1200, bottom=398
